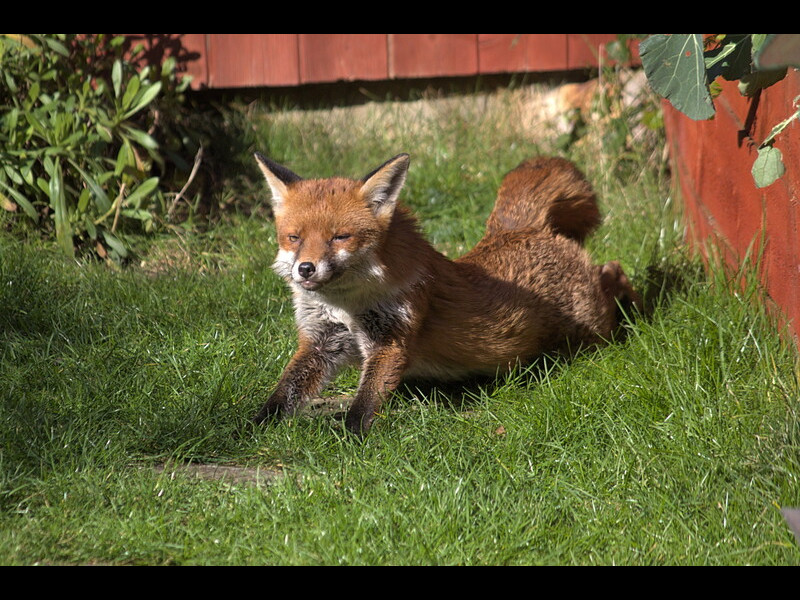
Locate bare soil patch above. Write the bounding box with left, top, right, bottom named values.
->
left=154, top=462, right=282, bottom=486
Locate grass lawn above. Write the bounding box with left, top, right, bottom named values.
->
left=1, top=78, right=799, bottom=565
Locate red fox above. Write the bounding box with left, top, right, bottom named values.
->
left=253, top=153, right=640, bottom=434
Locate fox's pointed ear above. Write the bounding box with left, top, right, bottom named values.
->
left=255, top=152, right=302, bottom=211
left=360, top=153, right=410, bottom=220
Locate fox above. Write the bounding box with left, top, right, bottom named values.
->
left=253, top=152, right=640, bottom=435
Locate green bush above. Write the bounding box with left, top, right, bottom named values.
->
left=0, top=34, right=193, bottom=260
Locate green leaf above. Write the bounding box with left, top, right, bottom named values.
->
left=3, top=164, right=24, bottom=186
left=640, top=34, right=716, bottom=121
left=42, top=37, right=69, bottom=57
left=121, top=74, right=140, bottom=110
left=121, top=124, right=159, bottom=150
left=36, top=178, right=49, bottom=196
left=77, top=187, right=90, bottom=213
left=121, top=208, right=154, bottom=221
left=28, top=81, right=41, bottom=104
left=122, top=81, right=161, bottom=119
left=752, top=145, right=785, bottom=188
left=69, top=161, right=112, bottom=213
left=95, top=123, right=113, bottom=143
left=115, top=143, right=134, bottom=176
left=83, top=214, right=97, bottom=240
left=704, top=34, right=752, bottom=82
left=49, top=158, right=74, bottom=257
left=101, top=229, right=128, bottom=259
left=0, top=179, right=38, bottom=222
left=124, top=177, right=159, bottom=208
left=24, top=111, right=49, bottom=138
left=112, top=59, right=123, bottom=99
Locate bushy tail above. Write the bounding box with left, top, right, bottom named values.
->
left=485, top=157, right=601, bottom=244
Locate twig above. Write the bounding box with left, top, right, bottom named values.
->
left=111, top=182, right=126, bottom=233
left=168, top=145, right=204, bottom=222
left=94, top=182, right=126, bottom=227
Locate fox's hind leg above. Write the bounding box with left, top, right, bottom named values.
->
left=599, top=260, right=642, bottom=323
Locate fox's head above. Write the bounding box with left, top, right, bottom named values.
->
left=255, top=153, right=410, bottom=294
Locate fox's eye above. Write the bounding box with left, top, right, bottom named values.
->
left=287, top=234, right=300, bottom=243
left=332, top=233, right=351, bottom=242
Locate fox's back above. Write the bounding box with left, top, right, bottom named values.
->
left=406, top=228, right=615, bottom=379
left=405, top=157, right=621, bottom=378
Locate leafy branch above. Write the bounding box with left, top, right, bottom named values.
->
left=640, top=34, right=800, bottom=188
left=0, top=34, right=196, bottom=260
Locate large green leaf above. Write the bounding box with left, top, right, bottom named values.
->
left=752, top=146, right=785, bottom=188
left=640, top=34, right=716, bottom=121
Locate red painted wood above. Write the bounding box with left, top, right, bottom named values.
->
left=664, top=69, right=800, bottom=341
left=206, top=34, right=300, bottom=88
left=529, top=34, right=572, bottom=70
left=136, top=34, right=631, bottom=89
left=390, top=34, right=479, bottom=78
left=176, top=34, right=208, bottom=87
left=298, top=34, right=388, bottom=84
left=478, top=34, right=536, bottom=73
left=478, top=34, right=567, bottom=72
left=567, top=34, right=617, bottom=69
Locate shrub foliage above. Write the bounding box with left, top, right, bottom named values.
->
left=0, top=34, right=193, bottom=260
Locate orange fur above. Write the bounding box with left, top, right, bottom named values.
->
left=254, top=152, right=640, bottom=434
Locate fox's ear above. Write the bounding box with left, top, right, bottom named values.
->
left=255, top=152, right=302, bottom=211
left=360, top=153, right=409, bottom=220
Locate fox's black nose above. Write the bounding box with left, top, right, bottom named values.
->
left=298, top=262, right=315, bottom=279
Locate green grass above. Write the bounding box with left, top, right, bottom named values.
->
left=1, top=81, right=799, bottom=565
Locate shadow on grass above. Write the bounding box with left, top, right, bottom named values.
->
left=393, top=257, right=702, bottom=407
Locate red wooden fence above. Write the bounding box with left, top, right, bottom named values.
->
left=127, top=34, right=620, bottom=89
left=663, top=68, right=800, bottom=341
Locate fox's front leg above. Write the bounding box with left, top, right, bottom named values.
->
left=254, top=322, right=357, bottom=424
left=345, top=343, right=408, bottom=435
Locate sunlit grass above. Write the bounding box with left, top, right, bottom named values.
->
left=1, top=77, right=798, bottom=565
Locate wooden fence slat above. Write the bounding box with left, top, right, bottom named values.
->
left=389, top=34, right=479, bottom=79
left=566, top=34, right=618, bottom=69
left=298, top=34, right=388, bottom=84
left=206, top=34, right=300, bottom=88
left=478, top=34, right=565, bottom=73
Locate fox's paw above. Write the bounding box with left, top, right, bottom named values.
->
left=344, top=408, right=375, bottom=437
left=252, top=398, right=288, bottom=425
left=600, top=260, right=642, bottom=317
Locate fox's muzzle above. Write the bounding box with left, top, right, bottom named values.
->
left=298, top=262, right=315, bottom=279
